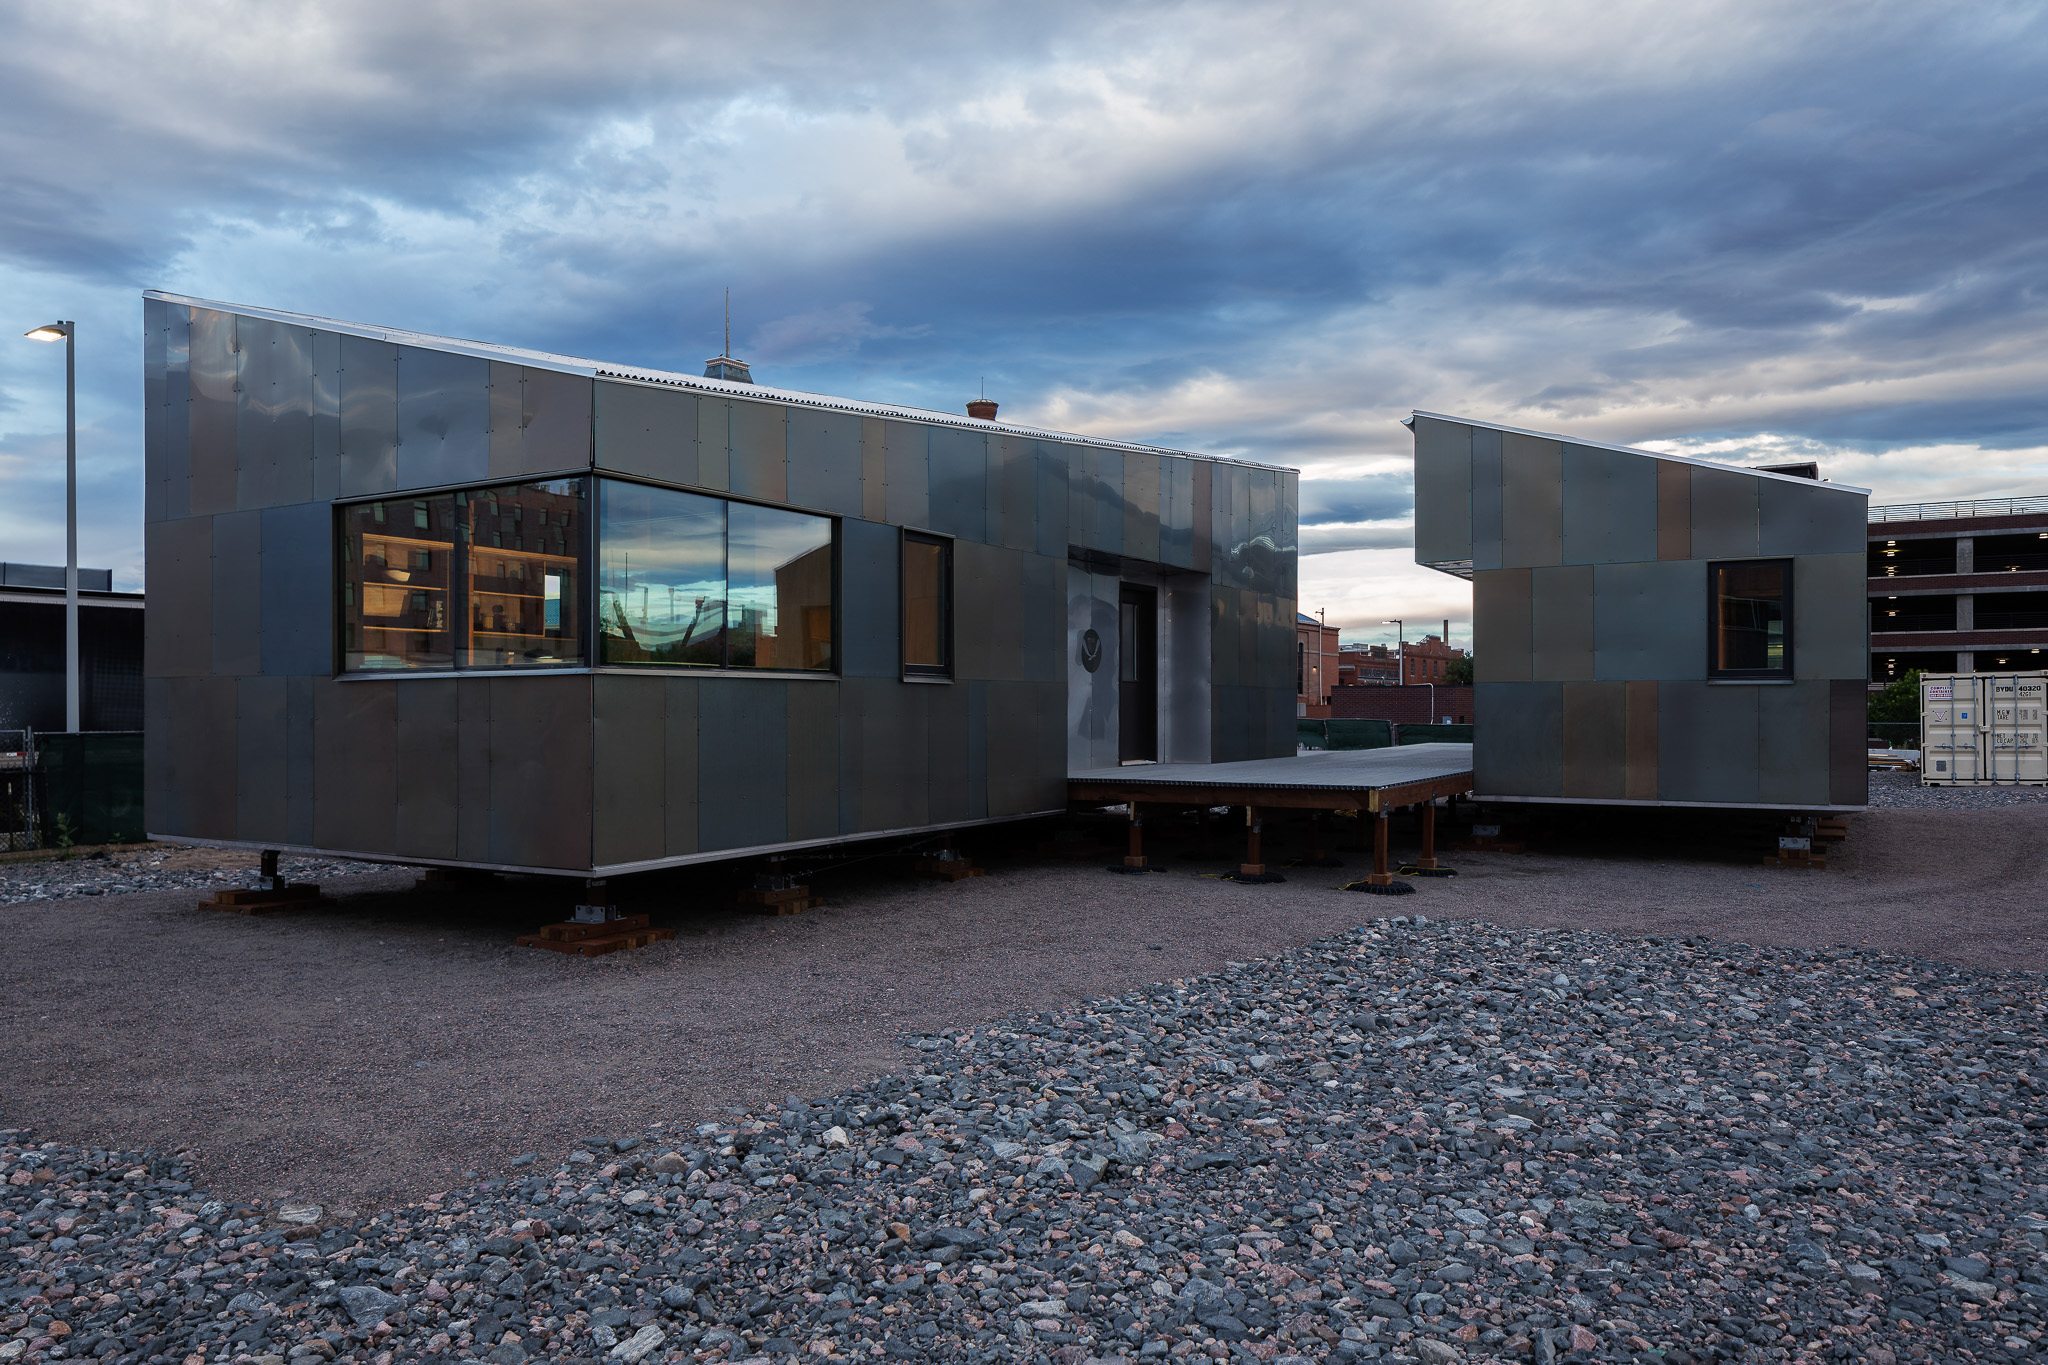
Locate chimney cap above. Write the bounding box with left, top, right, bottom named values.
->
left=704, top=355, right=753, bottom=384
left=966, top=398, right=999, bottom=420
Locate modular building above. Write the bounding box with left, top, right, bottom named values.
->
left=1410, top=412, right=1869, bottom=810
left=141, top=293, right=1298, bottom=876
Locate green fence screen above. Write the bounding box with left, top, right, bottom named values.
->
left=1296, top=719, right=1396, bottom=751
left=1393, top=723, right=1475, bottom=745
left=35, top=732, right=146, bottom=846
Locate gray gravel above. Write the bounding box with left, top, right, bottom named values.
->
left=4, top=916, right=2045, bottom=1365
left=1865, top=771, right=2048, bottom=809
left=0, top=849, right=379, bottom=906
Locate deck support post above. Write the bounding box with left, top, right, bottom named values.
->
left=573, top=877, right=619, bottom=924
left=1417, top=800, right=1438, bottom=870
left=1369, top=809, right=1393, bottom=886
left=1240, top=806, right=1266, bottom=877
left=1124, top=802, right=1148, bottom=869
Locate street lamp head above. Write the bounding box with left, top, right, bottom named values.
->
left=25, top=322, right=71, bottom=341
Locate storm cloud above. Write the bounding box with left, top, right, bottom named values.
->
left=1, top=0, right=2044, bottom=637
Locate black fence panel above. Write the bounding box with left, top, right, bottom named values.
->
left=36, top=732, right=145, bottom=846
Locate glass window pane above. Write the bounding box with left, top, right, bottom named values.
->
left=341, top=494, right=459, bottom=670
left=1714, top=561, right=1788, bottom=673
left=463, top=479, right=586, bottom=667
left=598, top=481, right=727, bottom=666
left=903, top=536, right=947, bottom=670
left=728, top=501, right=834, bottom=670
left=1120, top=600, right=1140, bottom=682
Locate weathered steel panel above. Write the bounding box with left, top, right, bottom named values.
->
left=1794, top=552, right=1869, bottom=682
left=1689, top=466, right=1759, bottom=560
left=1756, top=679, right=1831, bottom=807
left=1035, top=441, right=1069, bottom=561
left=1656, top=461, right=1691, bottom=561
left=663, top=676, right=700, bottom=856
left=1159, top=456, right=1195, bottom=568
left=1190, top=458, right=1213, bottom=572
left=860, top=416, right=887, bottom=522
left=883, top=420, right=929, bottom=528
left=1021, top=553, right=1060, bottom=684
left=1472, top=568, right=1532, bottom=682
left=521, top=367, right=593, bottom=475
left=260, top=502, right=332, bottom=677
left=1761, top=477, right=1866, bottom=557
left=396, top=346, right=490, bottom=491
left=786, top=406, right=863, bottom=518
left=1475, top=681, right=1562, bottom=797
left=839, top=517, right=898, bottom=679
left=996, top=434, right=1039, bottom=553
left=986, top=679, right=1040, bottom=815
left=337, top=333, right=400, bottom=497
left=1830, top=679, right=1869, bottom=806
left=1561, top=680, right=1626, bottom=799
left=1530, top=564, right=1594, bottom=681
left=163, top=306, right=193, bottom=520
left=187, top=307, right=240, bottom=514
left=310, top=328, right=339, bottom=502
left=285, top=675, right=316, bottom=846
left=1657, top=681, right=1758, bottom=805
left=594, top=380, right=696, bottom=484
left=486, top=674, right=592, bottom=869
left=1561, top=443, right=1657, bottom=565
left=1593, top=559, right=1705, bottom=681
left=456, top=677, right=491, bottom=862
left=1411, top=416, right=1473, bottom=565
left=953, top=541, right=1023, bottom=681
left=966, top=680, right=989, bottom=819
left=928, top=426, right=987, bottom=542
left=785, top=680, right=840, bottom=841
left=1624, top=679, right=1658, bottom=801
left=697, top=678, right=787, bottom=851
left=1470, top=425, right=1505, bottom=571
left=592, top=674, right=667, bottom=867
left=235, top=317, right=315, bottom=509
left=235, top=675, right=289, bottom=844
left=314, top=678, right=397, bottom=852
left=926, top=675, right=972, bottom=822
left=394, top=680, right=460, bottom=858
left=696, top=396, right=731, bottom=492
left=1122, top=450, right=1162, bottom=564
left=849, top=675, right=927, bottom=832
left=145, top=516, right=212, bottom=679
left=728, top=399, right=787, bottom=503
left=1500, top=432, right=1562, bottom=567
left=210, top=510, right=263, bottom=677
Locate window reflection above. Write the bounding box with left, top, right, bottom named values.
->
left=341, top=495, right=458, bottom=669
left=465, top=481, right=584, bottom=667
left=728, top=502, right=834, bottom=671
left=902, top=533, right=949, bottom=674
left=598, top=482, right=727, bottom=666
left=1711, top=560, right=1792, bottom=678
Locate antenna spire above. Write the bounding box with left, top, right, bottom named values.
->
left=724, top=288, right=730, bottom=359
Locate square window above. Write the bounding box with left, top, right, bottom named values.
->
left=1709, top=559, right=1794, bottom=679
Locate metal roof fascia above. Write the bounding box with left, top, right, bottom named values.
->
left=1405, top=410, right=1872, bottom=497
left=143, top=289, right=1293, bottom=474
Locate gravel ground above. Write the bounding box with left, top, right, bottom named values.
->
left=1864, top=773, right=2048, bottom=810
left=3, top=917, right=2044, bottom=1365
left=0, top=848, right=381, bottom=907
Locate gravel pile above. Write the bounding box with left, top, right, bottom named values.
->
left=0, top=853, right=374, bottom=907
left=1864, top=770, right=2048, bottom=809
left=5, top=916, right=2045, bottom=1365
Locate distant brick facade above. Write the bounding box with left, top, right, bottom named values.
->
left=1329, top=683, right=1473, bottom=725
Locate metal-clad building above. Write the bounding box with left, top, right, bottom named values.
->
left=1410, top=412, right=1868, bottom=810
left=141, top=293, right=1298, bottom=875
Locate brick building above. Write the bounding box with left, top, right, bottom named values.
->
left=1397, top=632, right=1464, bottom=685
left=1295, top=612, right=1340, bottom=717
left=1329, top=683, right=1473, bottom=725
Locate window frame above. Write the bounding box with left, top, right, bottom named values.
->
left=900, top=529, right=954, bottom=680
left=1706, top=557, right=1796, bottom=682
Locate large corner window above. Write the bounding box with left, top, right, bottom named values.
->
left=1709, top=559, right=1794, bottom=680
left=902, top=532, right=951, bottom=677
left=597, top=481, right=835, bottom=672
left=340, top=480, right=585, bottom=671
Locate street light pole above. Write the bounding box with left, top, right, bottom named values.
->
left=1382, top=618, right=1404, bottom=685
left=25, top=320, right=78, bottom=732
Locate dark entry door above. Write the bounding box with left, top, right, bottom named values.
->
left=1118, top=585, right=1158, bottom=762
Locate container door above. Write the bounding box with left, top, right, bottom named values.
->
left=1921, top=675, right=1980, bottom=782
left=1987, top=674, right=2047, bottom=782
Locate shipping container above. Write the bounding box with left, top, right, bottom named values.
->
left=1920, top=671, right=2047, bottom=784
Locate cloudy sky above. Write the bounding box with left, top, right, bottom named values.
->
left=2, top=1, right=2045, bottom=646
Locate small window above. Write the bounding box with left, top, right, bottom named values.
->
left=1709, top=559, right=1794, bottom=679
left=902, top=533, right=951, bottom=677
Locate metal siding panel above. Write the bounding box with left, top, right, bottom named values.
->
left=1500, top=432, right=1562, bottom=568
left=696, top=397, right=731, bottom=492
left=1593, top=559, right=1705, bottom=681
left=337, top=333, right=399, bottom=497
left=728, top=400, right=787, bottom=503
left=1090, top=448, right=1125, bottom=556
left=967, top=680, right=989, bottom=819
left=837, top=674, right=865, bottom=833
left=394, top=680, right=460, bottom=858
left=594, top=380, right=696, bottom=484
left=1067, top=565, right=1111, bottom=773
left=144, top=679, right=173, bottom=833
left=786, top=406, right=863, bottom=518
left=235, top=675, right=289, bottom=843
left=522, top=368, right=593, bottom=475
left=144, top=299, right=167, bottom=524
left=985, top=679, right=1037, bottom=815
left=1761, top=478, right=1867, bottom=556
left=1191, top=459, right=1213, bottom=571
left=1021, top=553, right=1059, bottom=683
left=1472, top=568, right=1532, bottom=682
left=592, top=674, right=666, bottom=866
left=1470, top=426, right=1504, bottom=571
left=1530, top=564, right=1594, bottom=681
left=396, top=346, right=490, bottom=491
left=1657, top=681, right=1758, bottom=804
left=853, top=676, right=926, bottom=832
left=1689, top=467, right=1759, bottom=560
left=928, top=426, right=987, bottom=542
left=310, top=328, right=340, bottom=502
left=1624, top=679, right=1658, bottom=801
left=1411, top=416, right=1473, bottom=564
left=166, top=676, right=239, bottom=841
left=285, top=675, right=315, bottom=845
left=883, top=420, right=928, bottom=527
left=997, top=435, right=1038, bottom=552
left=163, top=308, right=192, bottom=520
left=260, top=502, right=332, bottom=677
left=1794, top=552, right=1868, bottom=681
left=1159, top=456, right=1195, bottom=568
left=839, top=518, right=898, bottom=679
left=664, top=677, right=699, bottom=855
left=1561, top=680, right=1626, bottom=799
left=785, top=680, right=839, bottom=840
left=314, top=678, right=397, bottom=852
left=234, top=318, right=315, bottom=509
left=488, top=361, right=524, bottom=479
left=1035, top=442, right=1069, bottom=560
left=1122, top=451, right=1162, bottom=563
left=1656, top=461, right=1691, bottom=560
left=210, top=509, right=262, bottom=676
left=860, top=417, right=887, bottom=522
left=487, top=674, right=593, bottom=870
left=926, top=676, right=971, bottom=822
left=697, top=679, right=787, bottom=851
left=187, top=308, right=239, bottom=514
left=1561, top=443, right=1657, bottom=565
left=145, top=516, right=212, bottom=678
left=455, top=678, right=490, bottom=861
left=1830, top=679, right=1868, bottom=806
left=1756, top=680, right=1830, bottom=806
left=1475, top=681, right=1562, bottom=797
left=952, top=540, right=1020, bottom=679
